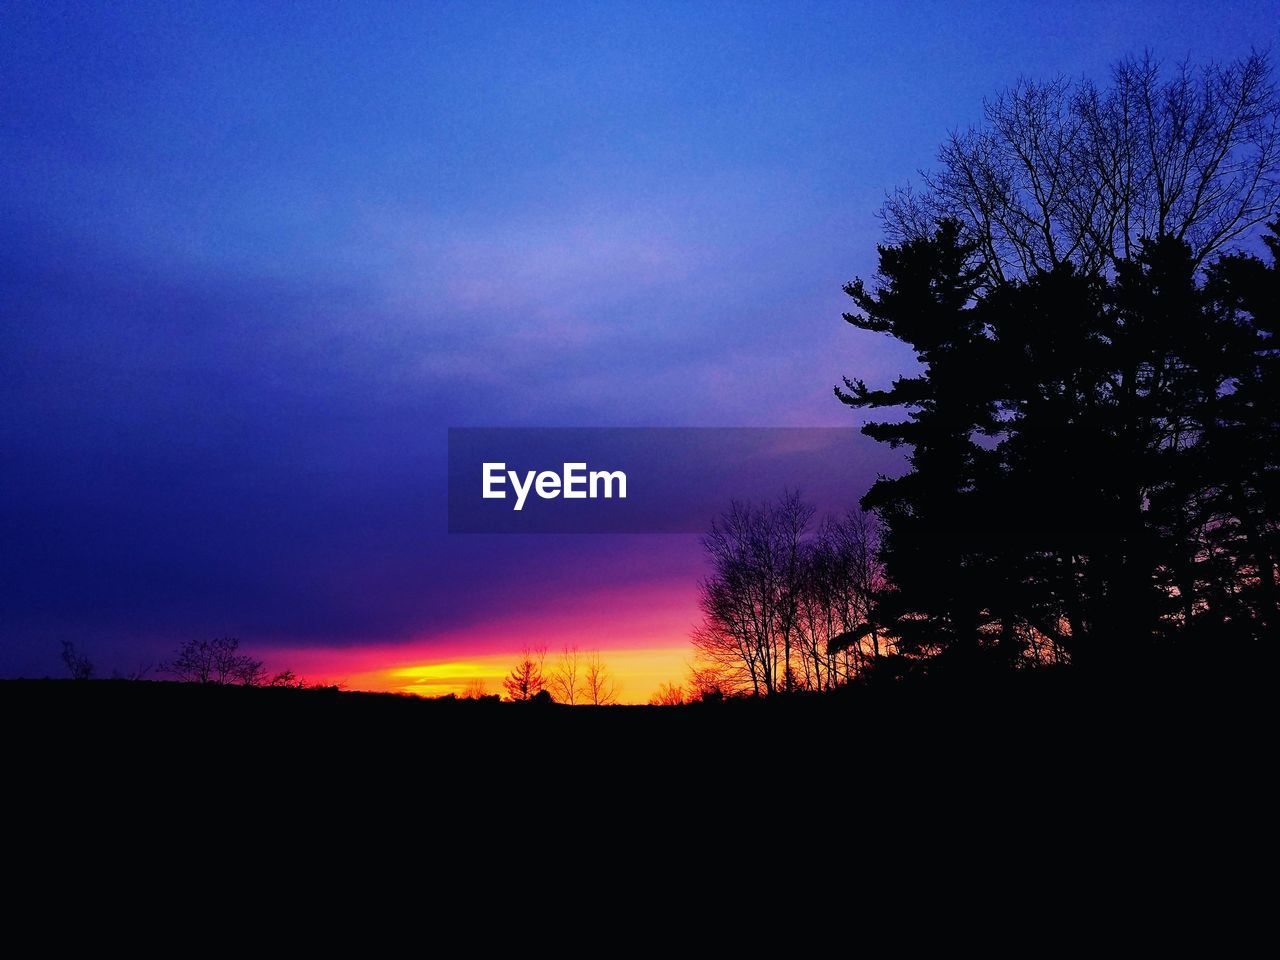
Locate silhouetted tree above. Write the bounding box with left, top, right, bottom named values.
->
left=548, top=645, right=582, bottom=705
left=797, top=508, right=884, bottom=687
left=837, top=220, right=1003, bottom=664
left=839, top=210, right=1280, bottom=669
left=693, top=494, right=883, bottom=694
left=264, top=669, right=306, bottom=688
left=60, top=640, right=92, bottom=681
left=687, top=662, right=734, bottom=701
left=694, top=491, right=813, bottom=695
left=1202, top=227, right=1280, bottom=637
left=986, top=228, right=1277, bottom=661
left=649, top=682, right=685, bottom=706
left=884, top=52, right=1280, bottom=282
left=462, top=677, right=489, bottom=699
left=582, top=650, right=619, bottom=705
left=503, top=646, right=547, bottom=701
left=162, top=637, right=266, bottom=685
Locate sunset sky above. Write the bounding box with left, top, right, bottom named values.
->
left=3, top=2, right=1275, bottom=701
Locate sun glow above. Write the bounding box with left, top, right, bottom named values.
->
left=262, top=580, right=701, bottom=703
left=283, top=645, right=692, bottom=704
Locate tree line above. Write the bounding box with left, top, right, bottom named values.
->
left=835, top=216, right=1277, bottom=674
left=501, top=646, right=619, bottom=705
left=691, top=51, right=1279, bottom=692
left=58, top=636, right=310, bottom=688
left=689, top=496, right=881, bottom=697
left=57, top=636, right=628, bottom=704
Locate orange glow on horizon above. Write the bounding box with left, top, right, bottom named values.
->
left=262, top=580, right=701, bottom=703
left=292, top=646, right=691, bottom=704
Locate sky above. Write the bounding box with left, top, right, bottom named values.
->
left=3, top=1, right=1277, bottom=699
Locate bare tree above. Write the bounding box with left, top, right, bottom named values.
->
left=820, top=508, right=887, bottom=679
left=649, top=682, right=685, bottom=706
left=689, top=619, right=757, bottom=696
left=883, top=52, right=1280, bottom=280
left=582, top=650, right=619, bottom=705
left=693, top=491, right=814, bottom=696
left=794, top=527, right=837, bottom=691
left=693, top=501, right=882, bottom=695
left=461, top=677, right=489, bottom=699
left=60, top=640, right=93, bottom=681
left=548, top=645, right=582, bottom=705
left=162, top=637, right=265, bottom=685
left=502, top=645, right=547, bottom=701
left=264, top=669, right=307, bottom=688
left=687, top=661, right=734, bottom=701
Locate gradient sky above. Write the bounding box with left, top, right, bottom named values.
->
left=3, top=1, right=1276, bottom=699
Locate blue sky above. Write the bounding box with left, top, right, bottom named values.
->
left=2, top=1, right=1276, bottom=679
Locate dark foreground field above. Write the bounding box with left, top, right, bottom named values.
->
left=5, top=670, right=1265, bottom=861
left=4, top=665, right=1256, bottom=781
